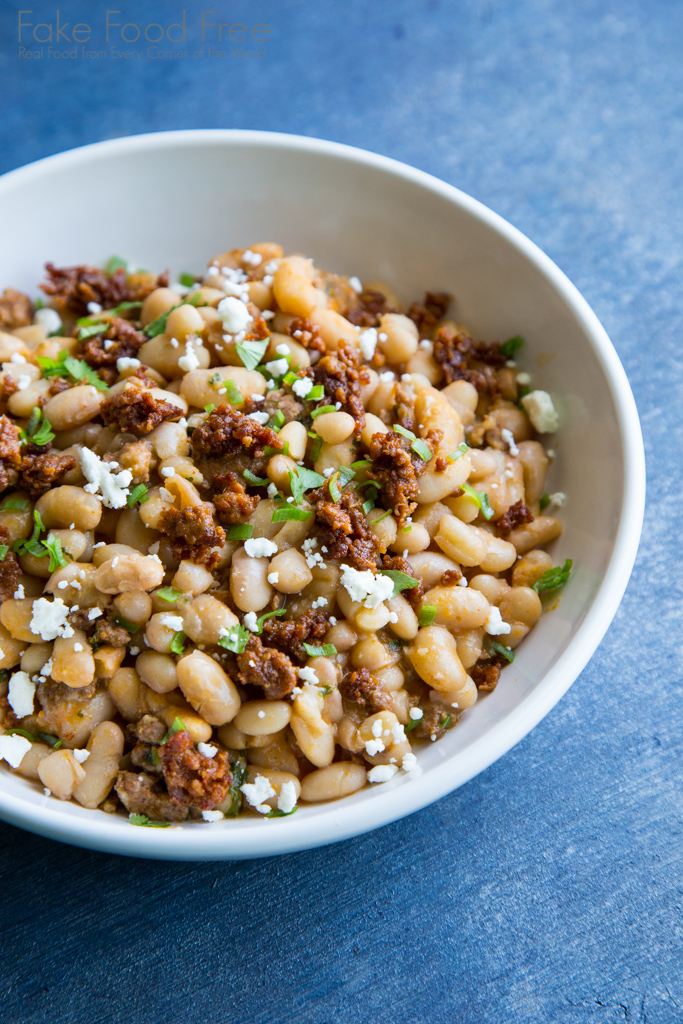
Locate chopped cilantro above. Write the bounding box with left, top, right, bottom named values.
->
left=500, top=335, right=524, bottom=358
left=22, top=407, right=54, bottom=448
left=159, top=717, right=186, bottom=745
left=170, top=631, right=187, bottom=655
left=418, top=605, right=437, bottom=627
left=289, top=466, right=325, bottom=505
left=310, top=404, right=336, bottom=419
left=533, top=559, right=573, bottom=595
left=218, top=623, right=251, bottom=654
left=78, top=323, right=107, bottom=341
left=204, top=404, right=216, bottom=415
left=105, top=256, right=128, bottom=273
left=157, top=587, right=182, bottom=603
left=129, top=813, right=170, bottom=828
left=440, top=714, right=452, bottom=730
left=405, top=714, right=423, bottom=733
left=460, top=483, right=494, bottom=520
left=142, top=295, right=202, bottom=338
left=179, top=272, right=196, bottom=288
left=266, top=806, right=298, bottom=818
left=268, top=409, right=285, bottom=431
left=126, top=484, right=149, bottom=507
left=486, top=639, right=515, bottom=663
left=379, top=569, right=420, bottom=597
left=235, top=338, right=269, bottom=372
left=226, top=524, right=254, bottom=541
left=302, top=643, right=337, bottom=658
left=223, top=753, right=248, bottom=817
left=13, top=510, right=46, bottom=559
left=255, top=609, right=287, bottom=631
left=37, top=350, right=108, bottom=392
left=539, top=493, right=550, bottom=511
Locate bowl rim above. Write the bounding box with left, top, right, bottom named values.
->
left=0, top=129, right=646, bottom=860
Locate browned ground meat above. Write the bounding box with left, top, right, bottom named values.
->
left=309, top=485, right=381, bottom=571
left=366, top=430, right=437, bottom=529
left=433, top=326, right=507, bottom=394
left=0, top=288, right=32, bottom=331
left=191, top=404, right=283, bottom=460
left=77, top=317, right=146, bottom=384
left=158, top=503, right=226, bottom=568
left=18, top=450, right=77, bottom=500
left=236, top=636, right=298, bottom=699
left=47, top=377, right=71, bottom=396
left=259, top=389, right=303, bottom=425
left=0, top=414, right=22, bottom=492
left=471, top=658, right=504, bottom=692
left=0, top=526, right=21, bottom=599
left=407, top=292, right=451, bottom=335
left=287, top=316, right=325, bottom=352
left=131, top=714, right=167, bottom=744
left=307, top=342, right=365, bottom=437
left=159, top=729, right=232, bottom=810
left=340, top=668, right=396, bottom=712
left=393, top=383, right=417, bottom=433
left=115, top=770, right=190, bottom=822
left=130, top=742, right=161, bottom=773
left=108, top=440, right=152, bottom=484
left=41, top=263, right=166, bottom=316
left=260, top=610, right=330, bottom=666
left=496, top=500, right=534, bottom=537
left=413, top=704, right=456, bottom=741
left=93, top=620, right=130, bottom=648
left=211, top=472, right=260, bottom=524
left=440, top=567, right=463, bottom=586
left=379, top=553, right=425, bottom=606
left=34, top=680, right=100, bottom=744
left=100, top=387, right=179, bottom=436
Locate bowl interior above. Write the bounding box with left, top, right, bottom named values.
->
left=0, top=131, right=643, bottom=859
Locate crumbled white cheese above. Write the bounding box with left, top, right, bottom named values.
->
left=202, top=809, right=225, bottom=822
left=547, top=491, right=566, bottom=507
left=501, top=427, right=519, bottom=456
left=292, top=376, right=314, bottom=399
left=73, top=748, right=90, bottom=764
left=409, top=707, right=423, bottom=721
left=267, top=572, right=279, bottom=585
left=402, top=752, right=420, bottom=774
left=297, top=666, right=319, bottom=685
left=359, top=327, right=378, bottom=360
left=365, top=739, right=385, bottom=756
left=160, top=466, right=176, bottom=478
left=241, top=249, right=262, bottom=267
left=244, top=537, right=278, bottom=559
left=484, top=606, right=512, bottom=636
left=516, top=371, right=531, bottom=385
left=419, top=339, right=433, bottom=352
left=13, top=583, right=24, bottom=600
left=274, top=343, right=289, bottom=357
left=248, top=411, right=270, bottom=425
left=116, top=357, right=141, bottom=372
left=371, top=719, right=383, bottom=738
left=217, top=296, right=253, bottom=335
left=8, top=671, right=35, bottom=719
left=340, top=565, right=394, bottom=609
left=79, top=448, right=132, bottom=509
left=30, top=597, right=70, bottom=641
left=457, top=577, right=468, bottom=587
left=264, top=357, right=289, bottom=378
left=379, top=370, right=395, bottom=383
left=240, top=774, right=276, bottom=814
left=349, top=276, right=362, bottom=293
left=521, top=390, right=559, bottom=433
left=243, top=612, right=259, bottom=633
left=277, top=780, right=298, bottom=814
left=310, top=596, right=328, bottom=610
left=160, top=614, right=184, bottom=632
left=73, top=643, right=83, bottom=652
left=178, top=339, right=201, bottom=372
left=222, top=279, right=249, bottom=300
left=87, top=301, right=103, bottom=314
left=0, top=734, right=31, bottom=769
left=197, top=742, right=218, bottom=758
left=391, top=723, right=406, bottom=744
left=368, top=764, right=399, bottom=784
left=34, top=307, right=62, bottom=334
left=87, top=608, right=103, bottom=621
left=267, top=482, right=279, bottom=499
left=16, top=375, right=31, bottom=391
left=262, top=309, right=275, bottom=320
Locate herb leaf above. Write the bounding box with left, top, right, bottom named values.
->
left=127, top=483, right=149, bottom=507
left=43, top=534, right=68, bottom=572
left=235, top=338, right=269, bottom=372
left=302, top=643, right=337, bottom=658
left=218, top=623, right=251, bottom=654
left=486, top=639, right=515, bottom=663
left=418, top=605, right=437, bottom=627
left=129, top=813, right=170, bottom=829
left=266, top=806, right=298, bottom=818
left=2, top=496, right=29, bottom=511
left=379, top=569, right=420, bottom=597
left=170, top=631, right=187, bottom=655
left=500, top=335, right=524, bottom=358
left=226, top=524, right=254, bottom=541
left=411, top=438, right=432, bottom=462
left=533, top=559, right=572, bottom=595
left=310, top=404, right=336, bottom=419
left=539, top=493, right=550, bottom=511
left=271, top=506, right=312, bottom=523
left=243, top=469, right=269, bottom=487
left=142, top=296, right=201, bottom=338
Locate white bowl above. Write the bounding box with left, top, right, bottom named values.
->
left=0, top=130, right=644, bottom=860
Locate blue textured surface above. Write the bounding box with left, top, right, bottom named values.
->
left=0, top=1, right=680, bottom=1021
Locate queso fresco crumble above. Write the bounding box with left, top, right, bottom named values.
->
left=0, top=244, right=571, bottom=825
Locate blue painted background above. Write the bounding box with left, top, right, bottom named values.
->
left=1, top=1, right=681, bottom=1020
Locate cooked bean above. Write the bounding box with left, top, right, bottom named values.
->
left=112, top=591, right=152, bottom=626
left=499, top=586, right=542, bottom=628
left=309, top=308, right=359, bottom=350
left=300, top=762, right=367, bottom=802
left=38, top=750, right=86, bottom=800
left=313, top=411, right=355, bottom=445
left=378, top=313, right=418, bottom=362
left=108, top=667, right=145, bottom=722
left=406, top=625, right=468, bottom=694
left=421, top=586, right=490, bottom=630
left=94, top=553, right=164, bottom=594
left=136, top=650, right=178, bottom=694
left=508, top=515, right=563, bottom=554
left=435, top=515, right=488, bottom=566
left=176, top=650, right=240, bottom=725
left=13, top=742, right=51, bottom=780
left=278, top=419, right=308, bottom=461
left=73, top=721, right=124, bottom=809
left=267, top=548, right=312, bottom=594
left=230, top=545, right=273, bottom=612
left=36, top=486, right=102, bottom=532
left=456, top=629, right=485, bottom=669
left=52, top=629, right=95, bottom=688
left=512, top=549, right=553, bottom=588
left=479, top=534, right=518, bottom=573
left=468, top=574, right=509, bottom=605
left=234, top=700, right=292, bottom=736
left=290, top=684, right=335, bottom=768
left=43, top=384, right=104, bottom=431
left=181, top=594, right=239, bottom=645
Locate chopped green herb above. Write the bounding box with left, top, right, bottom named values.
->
left=310, top=404, right=336, bottom=419
left=126, top=483, right=149, bottom=507
left=362, top=499, right=375, bottom=515
left=37, top=350, right=108, bottom=392
left=36, top=732, right=62, bottom=749
left=105, top=256, right=128, bottom=273
left=379, top=569, right=420, bottom=597
left=500, top=334, right=524, bottom=358
left=170, top=631, right=186, bottom=655
left=393, top=424, right=417, bottom=441
left=411, top=438, right=432, bottom=462
left=418, top=605, right=437, bottom=627
left=0, top=545, right=8, bottom=561
left=268, top=409, right=285, bottom=431
left=43, top=534, right=68, bottom=572
left=369, top=509, right=392, bottom=524
left=307, top=431, right=322, bottom=462
left=264, top=442, right=288, bottom=458
left=157, top=587, right=182, bottom=603
left=34, top=297, right=44, bottom=310
left=351, top=459, right=372, bottom=470
left=235, top=338, right=269, bottom=372
left=4, top=727, right=37, bottom=742
left=78, top=323, right=107, bottom=341
left=405, top=714, right=423, bottom=733
left=266, top=806, right=298, bottom=818
left=486, top=639, right=515, bottom=663
left=218, top=623, right=251, bottom=654
left=129, top=813, right=170, bottom=829
left=302, top=643, right=338, bottom=658
left=318, top=685, right=333, bottom=696
left=28, top=417, right=54, bottom=447
left=282, top=371, right=298, bottom=387
left=539, top=493, right=550, bottom=511
left=204, top=404, right=216, bottom=415
left=1, top=496, right=29, bottom=511
left=271, top=506, right=312, bottom=522
left=179, top=272, right=196, bottom=288
left=307, top=384, right=325, bottom=401
left=517, top=385, right=531, bottom=405
left=327, top=465, right=356, bottom=503
left=255, top=608, right=287, bottom=631
left=460, top=483, right=494, bottom=520
left=113, top=616, right=139, bottom=634
left=440, top=714, right=452, bottom=730
left=289, top=466, right=326, bottom=506
left=226, top=524, right=254, bottom=541
left=159, top=716, right=186, bottom=745
left=447, top=443, right=470, bottom=463
left=13, top=510, right=46, bottom=559
left=223, top=752, right=248, bottom=816
left=243, top=469, right=269, bottom=487
left=533, top=559, right=573, bottom=595
left=223, top=379, right=244, bottom=405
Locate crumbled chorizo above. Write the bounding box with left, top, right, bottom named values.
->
left=158, top=503, right=226, bottom=568
left=18, top=450, right=77, bottom=500
left=47, top=377, right=71, bottom=396
left=366, top=429, right=437, bottom=529
left=0, top=414, right=22, bottom=492
left=346, top=289, right=391, bottom=328
left=440, top=567, right=463, bottom=586
left=380, top=553, right=425, bottom=606
left=471, top=657, right=504, bottom=692
left=0, top=526, right=21, bottom=600
left=433, top=326, right=507, bottom=394
left=287, top=316, right=325, bottom=352
left=100, top=387, right=179, bottom=436
left=407, top=292, right=451, bottom=335
left=159, top=728, right=232, bottom=810
left=259, top=389, right=303, bottom=425
left=260, top=609, right=330, bottom=666
left=496, top=500, right=534, bottom=537
left=340, top=668, right=395, bottom=712
left=77, top=317, right=146, bottom=384
left=307, top=342, right=365, bottom=438
left=0, top=288, right=32, bottom=331
left=191, top=404, right=282, bottom=460
left=131, top=714, right=167, bottom=745
left=413, top=703, right=458, bottom=741
left=211, top=472, right=260, bottom=525
left=236, top=636, right=298, bottom=699
left=41, top=262, right=167, bottom=316
left=93, top=619, right=130, bottom=648
left=115, top=770, right=190, bottom=822
left=109, top=440, right=152, bottom=484
left=309, top=485, right=381, bottom=571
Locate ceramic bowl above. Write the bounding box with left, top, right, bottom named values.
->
left=0, top=130, right=645, bottom=859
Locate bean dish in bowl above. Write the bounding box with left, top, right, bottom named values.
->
left=0, top=240, right=571, bottom=827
